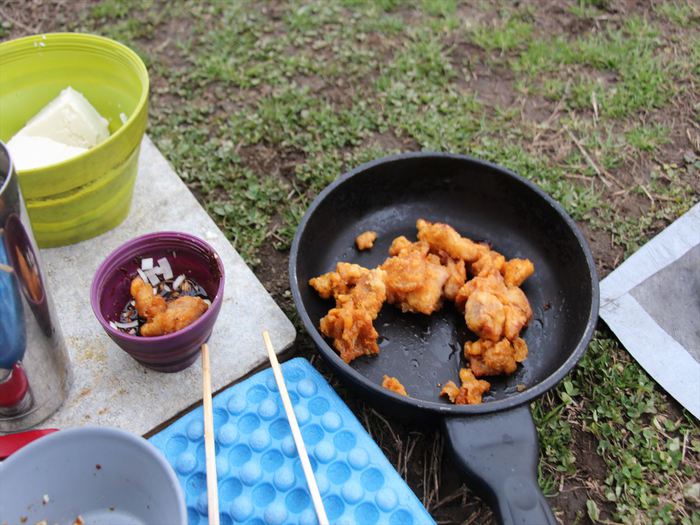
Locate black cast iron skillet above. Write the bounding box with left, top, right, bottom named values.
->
left=289, top=153, right=599, bottom=525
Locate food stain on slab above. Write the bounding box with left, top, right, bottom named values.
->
left=76, top=387, right=92, bottom=401
left=68, top=336, right=108, bottom=364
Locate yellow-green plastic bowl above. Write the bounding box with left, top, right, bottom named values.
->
left=0, top=33, right=149, bottom=247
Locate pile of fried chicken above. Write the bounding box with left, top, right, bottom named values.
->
left=130, top=277, right=209, bottom=337
left=309, top=219, right=534, bottom=405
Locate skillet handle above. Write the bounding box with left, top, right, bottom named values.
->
left=442, top=404, right=556, bottom=525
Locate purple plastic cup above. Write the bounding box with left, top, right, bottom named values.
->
left=90, top=232, right=225, bottom=372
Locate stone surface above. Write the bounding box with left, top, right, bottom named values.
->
left=39, top=136, right=296, bottom=434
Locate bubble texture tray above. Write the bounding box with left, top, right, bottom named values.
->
left=150, top=357, right=435, bottom=525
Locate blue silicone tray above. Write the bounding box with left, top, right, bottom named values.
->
left=150, top=357, right=435, bottom=525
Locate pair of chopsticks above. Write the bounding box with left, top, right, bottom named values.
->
left=200, top=335, right=329, bottom=525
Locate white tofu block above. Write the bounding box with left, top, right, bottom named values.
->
left=13, top=86, right=109, bottom=149
left=6, top=135, right=88, bottom=171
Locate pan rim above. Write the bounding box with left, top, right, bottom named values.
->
left=289, top=151, right=599, bottom=415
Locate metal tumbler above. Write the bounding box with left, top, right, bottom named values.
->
left=0, top=142, right=71, bottom=431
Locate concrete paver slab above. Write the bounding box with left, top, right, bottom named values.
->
left=39, top=136, right=296, bottom=434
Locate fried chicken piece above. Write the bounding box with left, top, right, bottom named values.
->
left=131, top=276, right=209, bottom=337
left=455, top=368, right=491, bottom=404
left=355, top=231, right=377, bottom=251
left=468, top=242, right=535, bottom=287
left=388, top=235, right=413, bottom=256
left=309, top=262, right=370, bottom=299
left=502, top=285, right=532, bottom=340
left=469, top=347, right=510, bottom=377
left=382, top=375, right=408, bottom=396
left=442, top=257, right=466, bottom=301
left=416, top=219, right=487, bottom=263
left=471, top=248, right=505, bottom=277
left=455, top=273, right=532, bottom=341
left=503, top=258, right=535, bottom=287
left=454, top=273, right=484, bottom=310
left=440, top=368, right=491, bottom=405
left=418, top=243, right=466, bottom=301
left=140, top=295, right=209, bottom=337
left=465, top=337, right=529, bottom=377
left=308, top=271, right=341, bottom=300
left=513, top=336, right=529, bottom=362
left=320, top=307, right=379, bottom=363
left=336, top=267, right=386, bottom=317
left=318, top=268, right=387, bottom=363
left=440, top=381, right=460, bottom=403
left=381, top=240, right=449, bottom=315
left=131, top=277, right=166, bottom=319
left=465, top=289, right=507, bottom=341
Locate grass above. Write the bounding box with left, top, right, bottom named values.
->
left=471, top=14, right=533, bottom=54
left=625, top=124, right=671, bottom=153
left=655, top=1, right=700, bottom=27
left=536, top=333, right=700, bottom=524
left=516, top=17, right=677, bottom=118
left=6, top=0, right=699, bottom=523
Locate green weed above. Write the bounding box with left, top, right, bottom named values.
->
left=471, top=15, right=533, bottom=54
left=656, top=1, right=700, bottom=27
left=625, top=124, right=671, bottom=152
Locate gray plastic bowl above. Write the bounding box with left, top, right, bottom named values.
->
left=0, top=426, right=187, bottom=525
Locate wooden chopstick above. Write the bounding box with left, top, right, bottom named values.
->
left=263, top=331, right=330, bottom=525
left=201, top=343, right=220, bottom=525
